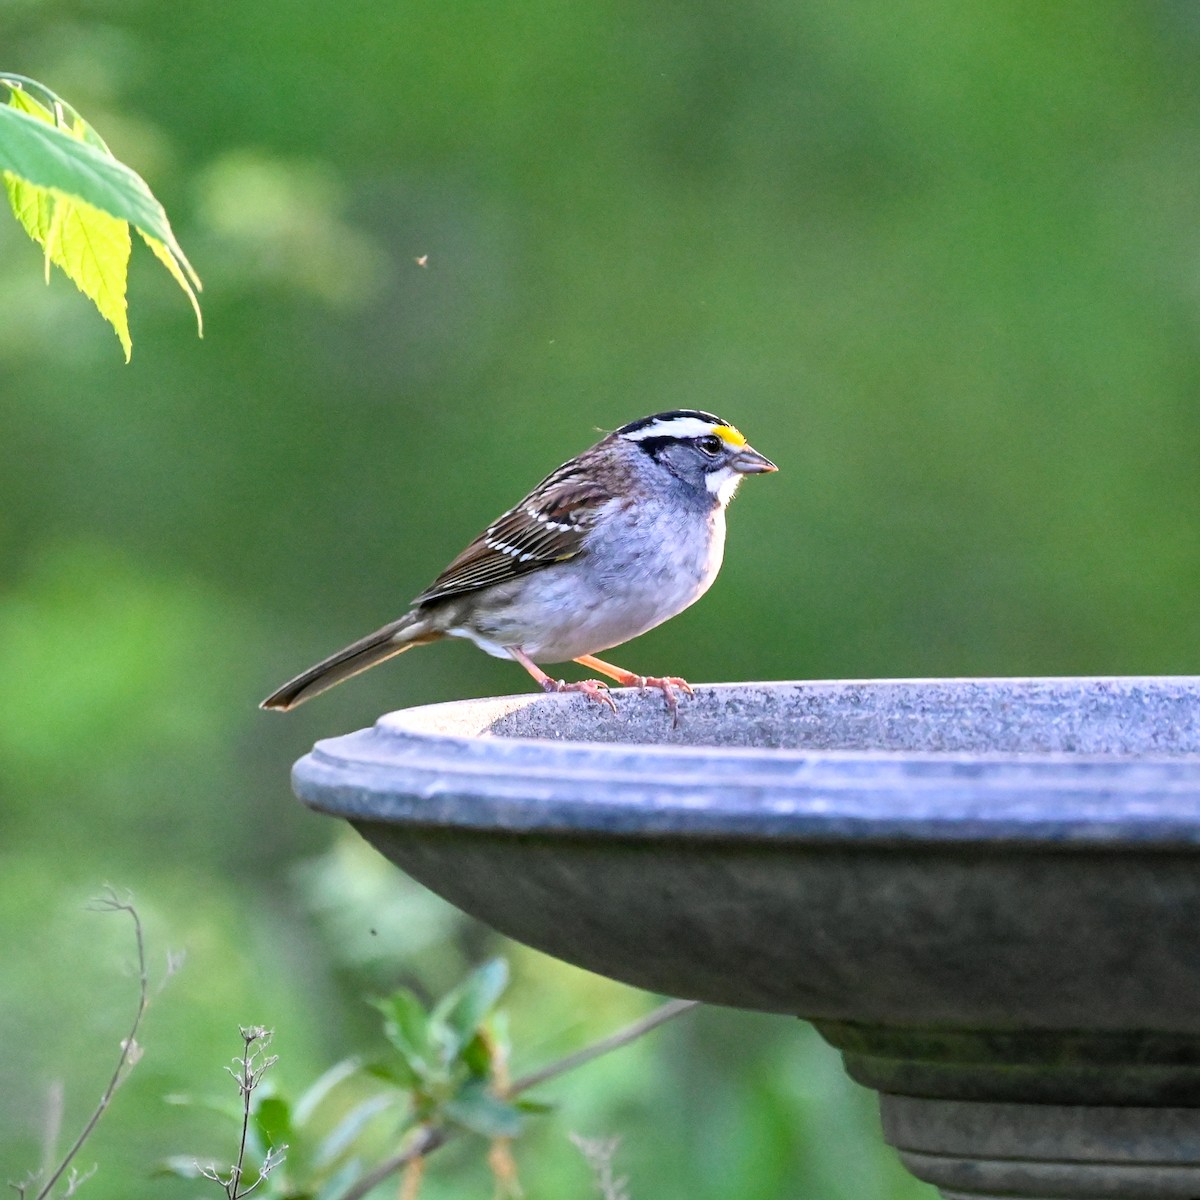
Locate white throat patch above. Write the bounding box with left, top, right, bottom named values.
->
left=706, top=466, right=743, bottom=506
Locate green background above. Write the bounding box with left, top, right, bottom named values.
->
left=4, top=2, right=1199, bottom=1196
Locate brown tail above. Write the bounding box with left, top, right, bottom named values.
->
left=260, top=613, right=442, bottom=711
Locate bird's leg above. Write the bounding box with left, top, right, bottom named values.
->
left=507, top=646, right=617, bottom=714
left=573, top=654, right=694, bottom=726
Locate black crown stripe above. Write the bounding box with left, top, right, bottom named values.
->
left=616, top=409, right=728, bottom=436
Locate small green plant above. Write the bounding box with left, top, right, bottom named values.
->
left=0, top=73, right=201, bottom=359
left=170, top=961, right=696, bottom=1200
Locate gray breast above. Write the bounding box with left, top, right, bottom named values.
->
left=520, top=501, right=727, bottom=660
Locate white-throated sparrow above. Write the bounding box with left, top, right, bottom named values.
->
left=261, top=410, right=776, bottom=722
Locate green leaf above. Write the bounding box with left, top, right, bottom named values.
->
left=140, top=227, right=203, bottom=334
left=443, top=1082, right=523, bottom=1139
left=431, top=959, right=509, bottom=1059
left=4, top=163, right=52, bottom=249
left=363, top=1054, right=420, bottom=1088
left=3, top=86, right=64, bottom=257
left=373, top=989, right=433, bottom=1082
left=0, top=100, right=195, bottom=276
left=15, top=177, right=133, bottom=359
left=460, top=1030, right=494, bottom=1078
left=156, top=1155, right=213, bottom=1180
left=314, top=1159, right=366, bottom=1200
left=162, top=1092, right=243, bottom=1122
left=292, top=1056, right=362, bottom=1126
left=313, top=1093, right=398, bottom=1169
left=254, top=1094, right=294, bottom=1154
left=0, top=74, right=202, bottom=356
left=1, top=73, right=111, bottom=151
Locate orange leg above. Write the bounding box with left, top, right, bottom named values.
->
left=573, top=654, right=694, bottom=726
left=507, top=646, right=617, bottom=714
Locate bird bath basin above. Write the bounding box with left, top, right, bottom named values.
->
left=292, top=678, right=1200, bottom=1200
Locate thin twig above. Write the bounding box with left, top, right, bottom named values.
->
left=508, top=999, right=698, bottom=1096
left=336, top=1125, right=447, bottom=1200
left=32, top=890, right=149, bottom=1200
left=231, top=1034, right=256, bottom=1200
left=334, top=997, right=698, bottom=1200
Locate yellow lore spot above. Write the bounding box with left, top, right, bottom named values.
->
left=713, top=424, right=747, bottom=447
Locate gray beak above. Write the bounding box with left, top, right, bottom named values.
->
left=730, top=444, right=778, bottom=474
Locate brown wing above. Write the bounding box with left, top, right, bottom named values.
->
left=412, top=456, right=616, bottom=606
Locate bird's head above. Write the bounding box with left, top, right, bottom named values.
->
left=617, top=409, right=777, bottom=505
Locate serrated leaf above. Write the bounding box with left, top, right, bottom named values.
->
left=444, top=1082, right=523, bottom=1139
left=2, top=75, right=110, bottom=152
left=4, top=78, right=55, bottom=124
left=67, top=108, right=111, bottom=154
left=432, top=959, right=509, bottom=1059
left=37, top=187, right=132, bottom=359
left=0, top=102, right=196, bottom=280
left=141, top=228, right=203, bottom=334
left=0, top=75, right=202, bottom=354
left=6, top=159, right=54, bottom=246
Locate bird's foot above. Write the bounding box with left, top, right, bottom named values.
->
left=541, top=676, right=618, bottom=714
left=631, top=675, right=694, bottom=728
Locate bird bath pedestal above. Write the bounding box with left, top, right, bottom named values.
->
left=292, top=678, right=1200, bottom=1200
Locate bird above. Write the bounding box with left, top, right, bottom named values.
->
left=261, top=409, right=776, bottom=723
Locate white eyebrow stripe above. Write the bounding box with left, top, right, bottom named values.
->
left=621, top=416, right=720, bottom=442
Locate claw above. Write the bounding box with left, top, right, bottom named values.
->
left=633, top=675, right=693, bottom=728
left=567, top=655, right=694, bottom=726
left=541, top=676, right=618, bottom=714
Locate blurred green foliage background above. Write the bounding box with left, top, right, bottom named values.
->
left=4, top=1, right=1200, bottom=1196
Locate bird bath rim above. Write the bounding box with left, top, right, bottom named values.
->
left=294, top=676, right=1200, bottom=847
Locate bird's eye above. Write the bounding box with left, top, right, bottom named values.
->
left=697, top=435, right=723, bottom=456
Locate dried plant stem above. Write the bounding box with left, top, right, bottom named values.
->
left=201, top=1028, right=283, bottom=1200
left=231, top=1038, right=256, bottom=1199
left=569, top=1134, right=629, bottom=1200
left=335, top=997, right=698, bottom=1200
left=29, top=890, right=150, bottom=1200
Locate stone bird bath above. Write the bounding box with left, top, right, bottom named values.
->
left=291, top=677, right=1200, bottom=1200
